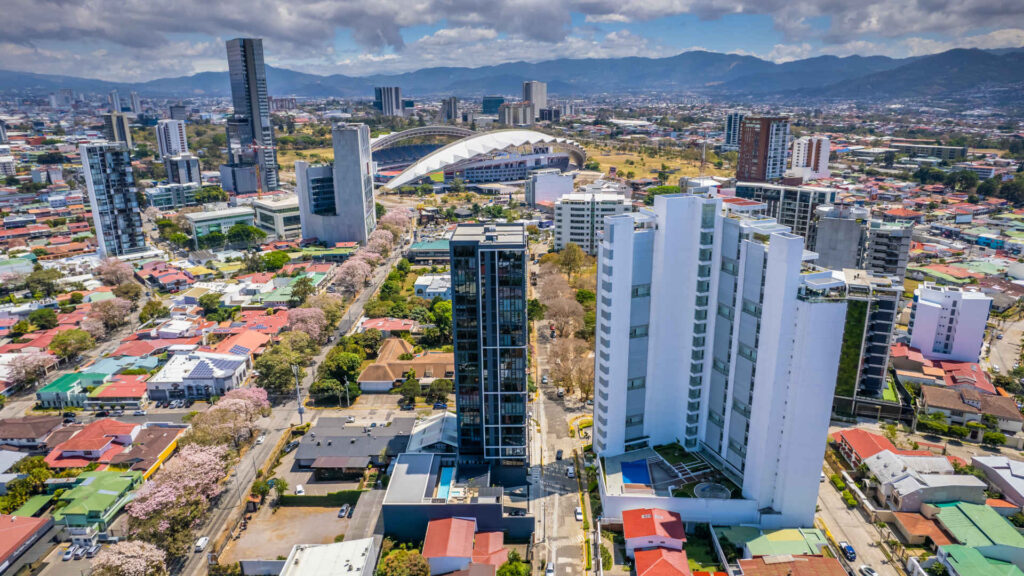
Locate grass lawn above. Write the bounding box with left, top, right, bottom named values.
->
left=278, top=147, right=335, bottom=171
left=685, top=531, right=724, bottom=572
left=584, top=145, right=733, bottom=179
left=903, top=278, right=920, bottom=299
left=654, top=443, right=699, bottom=466
left=428, top=171, right=443, bottom=182
left=882, top=378, right=899, bottom=402
left=401, top=272, right=420, bottom=295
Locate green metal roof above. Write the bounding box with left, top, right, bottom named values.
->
left=38, top=373, right=83, bottom=394
left=936, top=502, right=1024, bottom=548
left=52, top=471, right=141, bottom=521
left=744, top=528, right=827, bottom=557
left=941, top=545, right=1024, bottom=576
left=410, top=239, right=450, bottom=251
left=11, top=494, right=52, bottom=517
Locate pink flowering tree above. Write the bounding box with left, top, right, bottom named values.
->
left=91, top=540, right=167, bottom=576
left=368, top=229, right=394, bottom=255
left=336, top=259, right=373, bottom=293
left=95, top=258, right=135, bottom=286
left=5, top=352, right=54, bottom=388
left=222, top=387, right=270, bottom=413
left=80, top=317, right=108, bottom=341
left=352, top=249, right=381, bottom=265
left=379, top=209, right=412, bottom=231
left=91, top=297, right=133, bottom=330
left=288, top=307, right=328, bottom=343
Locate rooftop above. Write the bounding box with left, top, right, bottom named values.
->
left=451, top=223, right=527, bottom=246
left=935, top=501, right=1024, bottom=548
left=278, top=537, right=378, bottom=576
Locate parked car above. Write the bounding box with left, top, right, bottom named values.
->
left=556, top=449, right=563, bottom=461
left=284, top=441, right=299, bottom=453
left=62, top=547, right=76, bottom=561
left=133, top=410, right=147, bottom=416
left=95, top=410, right=109, bottom=417
left=401, top=403, right=415, bottom=411
left=111, top=410, right=124, bottom=417
left=194, top=537, right=209, bottom=552
left=574, top=507, right=583, bottom=521
left=541, top=375, right=548, bottom=385
left=346, top=416, right=356, bottom=423
left=566, top=465, right=576, bottom=479
left=295, top=485, right=305, bottom=495
left=433, top=403, right=448, bottom=410
left=347, top=504, right=355, bottom=518
left=255, top=435, right=266, bottom=445
left=545, top=563, right=555, bottom=576
left=339, top=503, right=351, bottom=518
left=556, top=388, right=565, bottom=398
left=86, top=544, right=101, bottom=558
left=74, top=546, right=87, bottom=560
left=839, top=541, right=856, bottom=562
left=62, top=411, right=76, bottom=417
left=859, top=567, right=878, bottom=576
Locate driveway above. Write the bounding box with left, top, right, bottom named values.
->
left=218, top=506, right=347, bottom=564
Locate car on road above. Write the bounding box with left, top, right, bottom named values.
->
left=838, top=541, right=856, bottom=562
left=433, top=403, right=448, bottom=410
left=62, top=411, right=76, bottom=417
left=556, top=388, right=565, bottom=398
left=556, top=449, right=563, bottom=460
left=295, top=485, right=305, bottom=495
left=111, top=410, right=124, bottom=417
left=997, top=333, right=1004, bottom=340
left=541, top=375, right=548, bottom=385
left=574, top=507, right=583, bottom=521
left=62, top=547, right=76, bottom=561
left=133, top=410, right=147, bottom=416
left=401, top=403, right=415, bottom=411
left=255, top=435, right=266, bottom=445
left=346, top=416, right=356, bottom=423
left=338, top=503, right=350, bottom=517
left=545, top=562, right=555, bottom=576
left=993, top=365, right=1001, bottom=373
left=63, top=417, right=78, bottom=424
left=859, top=566, right=878, bottom=576
left=194, top=537, right=209, bottom=552
left=566, top=465, right=576, bottom=478
left=95, top=410, right=109, bottom=417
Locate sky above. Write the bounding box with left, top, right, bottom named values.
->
left=3, top=0, right=1024, bottom=82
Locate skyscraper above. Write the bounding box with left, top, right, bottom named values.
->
left=0, top=120, right=7, bottom=145
left=723, top=111, right=745, bottom=151
left=790, top=136, right=830, bottom=181
left=81, top=143, right=147, bottom=257
left=169, top=104, right=188, bottom=121
left=736, top=116, right=790, bottom=182
left=734, top=182, right=836, bottom=241
left=295, top=123, right=376, bottom=245
left=129, top=91, right=142, bottom=115
left=522, top=81, right=547, bottom=118
left=833, top=269, right=901, bottom=404
left=440, top=97, right=458, bottom=123
left=450, top=224, right=529, bottom=465
left=108, top=89, right=121, bottom=112
left=481, top=96, right=505, bottom=115
left=103, top=112, right=133, bottom=149
left=593, top=193, right=848, bottom=527
left=164, top=154, right=202, bottom=186
left=373, top=87, right=404, bottom=117
left=225, top=38, right=278, bottom=191
left=155, top=119, right=189, bottom=158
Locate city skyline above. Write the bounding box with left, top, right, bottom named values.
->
left=1, top=2, right=1022, bottom=81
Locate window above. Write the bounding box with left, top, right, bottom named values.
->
left=627, top=378, right=645, bottom=390
left=631, top=284, right=651, bottom=297
left=629, top=325, right=648, bottom=338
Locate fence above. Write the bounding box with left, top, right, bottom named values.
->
left=278, top=489, right=364, bottom=507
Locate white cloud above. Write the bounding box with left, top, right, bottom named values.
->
left=764, top=43, right=813, bottom=63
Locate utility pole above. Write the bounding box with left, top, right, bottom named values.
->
left=291, top=365, right=305, bottom=425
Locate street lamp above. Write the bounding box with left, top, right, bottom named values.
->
left=291, top=365, right=305, bottom=425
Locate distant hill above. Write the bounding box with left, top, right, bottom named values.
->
left=0, top=47, right=1021, bottom=101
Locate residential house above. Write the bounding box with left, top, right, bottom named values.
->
left=414, top=274, right=453, bottom=300
left=293, top=417, right=414, bottom=479
left=358, top=317, right=418, bottom=337
left=737, top=555, right=847, bottom=576
left=634, top=548, right=692, bottom=576
left=43, top=419, right=139, bottom=469
left=864, top=450, right=986, bottom=511
left=931, top=502, right=1024, bottom=570
left=357, top=338, right=454, bottom=392
left=973, top=457, right=1024, bottom=509
left=145, top=352, right=250, bottom=401
left=49, top=470, right=143, bottom=544
left=35, top=373, right=105, bottom=409
left=920, top=386, right=1024, bottom=439
left=622, top=508, right=686, bottom=558
left=421, top=517, right=508, bottom=576
left=832, top=428, right=931, bottom=468
left=0, top=415, right=62, bottom=449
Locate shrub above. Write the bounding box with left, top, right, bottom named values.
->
left=278, top=490, right=362, bottom=507
left=841, top=490, right=858, bottom=508
left=983, top=431, right=1007, bottom=446
left=830, top=474, right=846, bottom=491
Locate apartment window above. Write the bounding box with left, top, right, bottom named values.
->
left=631, top=284, right=651, bottom=298
left=625, top=415, right=644, bottom=425
left=627, top=378, right=646, bottom=390
left=629, top=325, right=649, bottom=338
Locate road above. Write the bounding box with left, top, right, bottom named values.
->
left=986, top=314, right=1024, bottom=376
left=180, top=236, right=407, bottom=576
left=817, top=478, right=899, bottom=576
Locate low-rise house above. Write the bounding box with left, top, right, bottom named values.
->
left=276, top=537, right=381, bottom=576
left=864, top=450, right=986, bottom=511
left=414, top=274, right=452, bottom=300
left=44, top=419, right=139, bottom=469
left=741, top=528, right=829, bottom=558
left=0, top=415, right=63, bottom=449
left=973, top=456, right=1024, bottom=509
left=83, top=375, right=149, bottom=410
left=407, top=412, right=458, bottom=454
left=891, top=344, right=995, bottom=395
left=737, top=555, right=847, bottom=576
left=622, top=508, right=686, bottom=558
left=920, top=386, right=1024, bottom=438
left=935, top=544, right=1024, bottom=576
left=357, top=338, right=454, bottom=393
left=145, top=351, right=250, bottom=402
left=358, top=317, right=418, bottom=337
left=932, top=501, right=1024, bottom=570
left=421, top=517, right=508, bottom=576
left=634, top=548, right=692, bottom=576
left=109, top=423, right=188, bottom=479
left=49, top=470, right=143, bottom=544
left=294, top=417, right=414, bottom=478
left=832, top=428, right=931, bottom=468
left=35, top=373, right=105, bottom=409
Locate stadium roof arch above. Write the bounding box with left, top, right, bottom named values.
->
left=370, top=125, right=476, bottom=153
left=382, top=129, right=586, bottom=189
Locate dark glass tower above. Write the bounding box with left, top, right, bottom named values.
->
left=225, top=38, right=278, bottom=191
left=450, top=224, right=529, bottom=464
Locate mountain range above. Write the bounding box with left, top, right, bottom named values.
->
left=1, top=47, right=1022, bottom=101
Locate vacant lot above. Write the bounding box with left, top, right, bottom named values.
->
left=585, top=145, right=733, bottom=179
left=278, top=147, right=335, bottom=172
left=218, top=506, right=346, bottom=563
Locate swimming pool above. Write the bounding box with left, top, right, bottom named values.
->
left=437, top=467, right=455, bottom=500
left=621, top=460, right=652, bottom=486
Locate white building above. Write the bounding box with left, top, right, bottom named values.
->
left=789, top=136, right=830, bottom=181
left=525, top=168, right=573, bottom=206
left=278, top=537, right=379, bottom=576
left=145, top=352, right=250, bottom=401
left=253, top=194, right=302, bottom=240
left=413, top=274, right=452, bottom=300
left=593, top=192, right=848, bottom=528
left=553, top=192, right=629, bottom=255
left=523, top=81, right=547, bottom=118
left=909, top=283, right=992, bottom=362
left=82, top=143, right=147, bottom=257
left=164, top=153, right=201, bottom=186
left=155, top=119, right=189, bottom=157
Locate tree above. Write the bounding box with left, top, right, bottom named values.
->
left=310, top=378, right=345, bottom=403
left=527, top=299, right=546, bottom=322
left=4, top=353, right=53, bottom=388
left=547, top=297, right=584, bottom=338
left=321, top=349, right=363, bottom=384
left=49, top=329, right=95, bottom=360
left=352, top=329, right=383, bottom=356
left=925, top=561, right=949, bottom=576
left=379, top=550, right=430, bottom=576
left=396, top=258, right=411, bottom=275
left=272, top=477, right=289, bottom=500
left=559, top=243, right=585, bottom=279
left=376, top=202, right=387, bottom=219
left=425, top=379, right=452, bottom=404
left=289, top=276, right=316, bottom=307
left=91, top=541, right=168, bottom=576
left=304, top=293, right=345, bottom=327
left=69, top=292, right=85, bottom=305
left=944, top=170, right=979, bottom=193
left=138, top=299, right=169, bottom=324
left=24, top=267, right=61, bottom=297
left=95, top=258, right=135, bottom=286
left=337, top=259, right=373, bottom=292
left=255, top=346, right=303, bottom=394
left=262, top=251, right=291, bottom=271
left=91, top=298, right=133, bottom=330
left=498, top=550, right=530, bottom=576
left=27, top=308, right=58, bottom=329
left=227, top=223, right=267, bottom=246
left=983, top=431, right=1007, bottom=446
left=977, top=178, right=999, bottom=197
left=81, top=318, right=107, bottom=340
left=399, top=370, right=420, bottom=404
left=113, top=282, right=143, bottom=303
left=198, top=292, right=223, bottom=315
left=194, top=186, right=229, bottom=204
left=431, top=300, right=452, bottom=342
left=288, top=307, right=328, bottom=343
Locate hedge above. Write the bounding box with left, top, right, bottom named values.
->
left=279, top=489, right=363, bottom=507
left=830, top=474, right=846, bottom=491
left=841, top=490, right=858, bottom=508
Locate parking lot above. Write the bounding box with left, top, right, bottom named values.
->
left=217, top=506, right=349, bottom=563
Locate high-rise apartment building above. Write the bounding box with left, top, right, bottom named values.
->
left=525, top=168, right=573, bottom=206
left=225, top=38, right=278, bottom=191
left=498, top=102, right=534, bottom=126
left=790, top=136, right=830, bottom=181
left=736, top=116, right=790, bottom=182
left=164, top=154, right=202, bottom=186
left=810, top=205, right=912, bottom=280
left=722, top=111, right=745, bottom=151
left=169, top=104, right=188, bottom=121
left=0, top=120, right=7, bottom=144
left=81, top=143, right=147, bottom=257
left=129, top=91, right=142, bottom=114
left=593, top=193, right=848, bottom=527
left=833, top=269, right=901, bottom=404
left=481, top=96, right=505, bottom=115
left=295, top=123, right=377, bottom=245
left=440, top=97, right=458, bottom=124
left=155, top=119, right=189, bottom=158
left=522, top=81, right=547, bottom=119
left=108, top=89, right=121, bottom=112
left=734, top=182, right=836, bottom=241
left=374, top=87, right=404, bottom=117
left=103, top=112, right=133, bottom=149
left=864, top=221, right=913, bottom=280
left=450, top=224, right=529, bottom=464
left=909, top=284, right=992, bottom=363
left=553, top=193, right=629, bottom=255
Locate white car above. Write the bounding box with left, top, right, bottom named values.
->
left=566, top=465, right=576, bottom=479
left=574, top=507, right=583, bottom=521
left=255, top=435, right=266, bottom=445
left=295, top=485, right=305, bottom=495
left=859, top=566, right=878, bottom=576
left=346, top=416, right=356, bottom=423
left=194, top=537, right=209, bottom=552
left=545, top=563, right=555, bottom=576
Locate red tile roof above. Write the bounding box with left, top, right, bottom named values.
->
left=44, top=419, right=138, bottom=468
left=423, top=517, right=476, bottom=559
left=471, top=532, right=508, bottom=566
left=832, top=428, right=931, bottom=462
left=360, top=317, right=417, bottom=333
left=635, top=549, right=692, bottom=576
left=623, top=508, right=686, bottom=541
left=0, top=514, right=50, bottom=564
left=209, top=330, right=270, bottom=356
left=737, top=555, right=846, bottom=576
left=93, top=375, right=148, bottom=399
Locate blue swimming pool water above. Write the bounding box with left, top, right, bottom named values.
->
left=437, top=467, right=454, bottom=499
left=621, top=460, right=652, bottom=485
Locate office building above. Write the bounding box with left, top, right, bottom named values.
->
left=0, top=120, right=7, bottom=144
left=909, top=284, right=992, bottom=363
left=481, top=96, right=505, bottom=115
left=450, top=224, right=529, bottom=465
left=811, top=204, right=869, bottom=271
left=525, top=169, right=573, bottom=206
left=184, top=207, right=256, bottom=248
left=103, top=112, right=133, bottom=149
left=169, top=104, right=188, bottom=121
left=593, top=193, right=848, bottom=528
left=553, top=193, right=629, bottom=254
left=864, top=221, right=912, bottom=281
left=164, top=153, right=201, bottom=186
left=722, top=111, right=745, bottom=151
left=145, top=182, right=199, bottom=210
left=155, top=119, right=189, bottom=157
left=108, top=89, right=120, bottom=112
left=539, top=108, right=561, bottom=123
left=374, top=87, right=404, bottom=117
left=129, top=91, right=142, bottom=114
left=295, top=123, right=376, bottom=245
left=891, top=142, right=967, bottom=161
left=81, top=143, right=147, bottom=257
left=736, top=116, right=790, bottom=182
left=219, top=163, right=259, bottom=195
left=734, top=182, right=837, bottom=241
left=498, top=102, right=534, bottom=126
left=790, top=136, right=830, bottom=181
left=253, top=194, right=302, bottom=240
left=224, top=38, right=278, bottom=192
left=522, top=81, right=547, bottom=117
left=440, top=97, right=458, bottom=124
left=833, top=269, right=901, bottom=403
